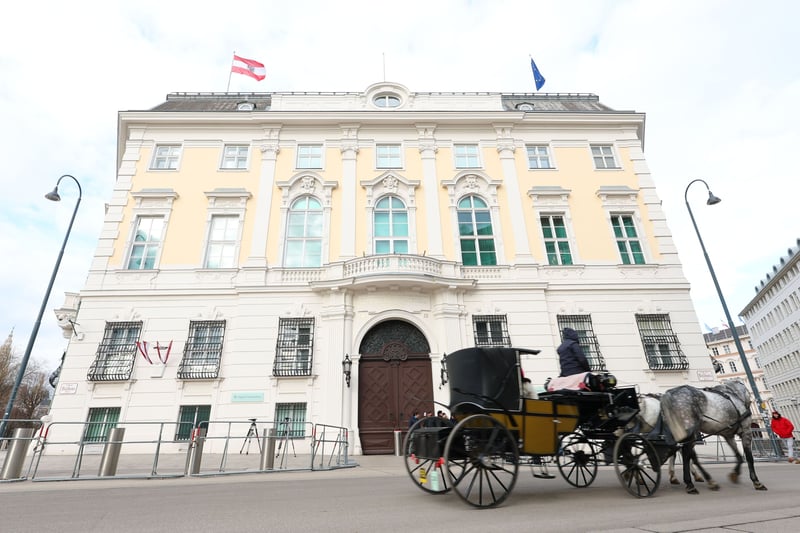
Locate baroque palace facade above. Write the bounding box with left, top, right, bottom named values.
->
left=49, top=82, right=713, bottom=455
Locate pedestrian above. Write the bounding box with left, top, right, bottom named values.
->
left=408, top=411, right=419, bottom=428
left=770, top=410, right=797, bottom=463
left=556, top=327, right=590, bottom=377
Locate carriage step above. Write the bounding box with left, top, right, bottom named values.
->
left=533, top=472, right=556, bottom=479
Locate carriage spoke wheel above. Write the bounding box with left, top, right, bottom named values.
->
left=613, top=433, right=661, bottom=497
left=443, top=414, right=519, bottom=508
left=556, top=432, right=598, bottom=488
left=403, top=416, right=455, bottom=494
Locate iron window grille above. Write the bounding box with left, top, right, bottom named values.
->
left=557, top=315, right=607, bottom=371
left=273, top=318, right=315, bottom=376
left=178, top=321, right=225, bottom=379
left=635, top=314, right=689, bottom=370
left=83, top=407, right=121, bottom=443
left=87, top=322, right=141, bottom=381
left=274, top=402, right=307, bottom=438
left=473, top=315, right=511, bottom=347
left=175, top=405, right=211, bottom=441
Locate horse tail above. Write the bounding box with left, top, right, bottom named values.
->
left=661, top=388, right=690, bottom=443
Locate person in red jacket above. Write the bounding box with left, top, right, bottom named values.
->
left=770, top=410, right=797, bottom=463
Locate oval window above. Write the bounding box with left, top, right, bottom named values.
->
left=374, top=94, right=401, bottom=108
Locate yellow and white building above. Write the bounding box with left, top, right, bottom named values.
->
left=49, top=82, right=713, bottom=455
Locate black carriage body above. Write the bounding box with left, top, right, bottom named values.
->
left=444, top=347, right=580, bottom=456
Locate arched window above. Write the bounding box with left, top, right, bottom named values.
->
left=284, top=196, right=322, bottom=267
left=457, top=195, right=496, bottom=266
left=374, top=195, right=408, bottom=254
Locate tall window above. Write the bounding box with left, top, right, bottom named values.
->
left=83, top=407, right=121, bottom=443
left=376, top=144, right=402, bottom=169
left=454, top=144, right=480, bottom=168
left=472, top=315, right=511, bottom=347
left=296, top=145, right=323, bottom=169
left=724, top=345, right=731, bottom=353
left=273, top=318, right=314, bottom=376
left=635, top=314, right=689, bottom=370
left=540, top=215, right=572, bottom=265
left=285, top=196, right=322, bottom=267
left=175, top=405, right=211, bottom=441
left=177, top=321, right=225, bottom=379
left=220, top=145, right=249, bottom=169
left=712, top=347, right=720, bottom=356
left=557, top=315, right=607, bottom=371
left=205, top=215, right=239, bottom=268
left=127, top=216, right=165, bottom=270
left=151, top=145, right=181, bottom=170
left=374, top=196, right=408, bottom=254
left=729, top=360, right=738, bottom=373
left=274, top=403, right=307, bottom=438
left=610, top=214, right=645, bottom=265
left=526, top=145, right=552, bottom=169
left=591, top=144, right=617, bottom=169
left=457, top=195, right=496, bottom=266
left=87, top=322, right=141, bottom=381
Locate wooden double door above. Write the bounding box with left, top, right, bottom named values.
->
left=357, top=320, right=433, bottom=454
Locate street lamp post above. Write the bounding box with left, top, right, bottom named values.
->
left=0, top=175, right=82, bottom=440
left=684, top=178, right=780, bottom=454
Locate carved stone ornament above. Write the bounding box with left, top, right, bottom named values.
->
left=464, top=175, right=480, bottom=191
left=382, top=176, right=399, bottom=192
left=301, top=175, right=316, bottom=192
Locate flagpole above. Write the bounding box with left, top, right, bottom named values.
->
left=226, top=51, right=235, bottom=92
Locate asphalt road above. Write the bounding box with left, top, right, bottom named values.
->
left=2, top=461, right=800, bottom=532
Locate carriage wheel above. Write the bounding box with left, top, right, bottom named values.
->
left=443, top=414, right=519, bottom=508
left=556, top=432, right=598, bottom=488
left=613, top=433, right=661, bottom=497
left=403, top=416, right=454, bottom=494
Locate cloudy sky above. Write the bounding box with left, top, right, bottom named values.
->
left=1, top=0, right=798, bottom=371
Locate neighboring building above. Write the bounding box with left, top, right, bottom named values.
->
left=704, top=324, right=772, bottom=426
left=740, top=239, right=800, bottom=426
left=49, top=82, right=712, bottom=456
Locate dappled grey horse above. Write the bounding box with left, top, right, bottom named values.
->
left=661, top=379, right=767, bottom=494
left=637, top=394, right=710, bottom=487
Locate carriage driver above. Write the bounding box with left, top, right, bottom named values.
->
left=557, top=327, right=591, bottom=377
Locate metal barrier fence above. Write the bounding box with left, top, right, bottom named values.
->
left=0, top=418, right=353, bottom=483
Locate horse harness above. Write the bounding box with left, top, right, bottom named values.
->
left=701, top=387, right=750, bottom=432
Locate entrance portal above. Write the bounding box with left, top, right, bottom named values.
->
left=357, top=320, right=433, bottom=454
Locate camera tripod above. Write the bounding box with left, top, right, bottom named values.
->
left=275, top=417, right=296, bottom=467
left=240, top=418, right=262, bottom=455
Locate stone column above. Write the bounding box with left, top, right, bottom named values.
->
left=417, top=124, right=444, bottom=258
left=338, top=124, right=360, bottom=260
left=494, top=124, right=534, bottom=264
left=244, top=127, right=281, bottom=269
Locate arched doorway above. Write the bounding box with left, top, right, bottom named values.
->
left=358, top=320, right=433, bottom=454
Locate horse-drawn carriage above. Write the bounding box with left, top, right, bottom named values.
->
left=403, top=346, right=669, bottom=507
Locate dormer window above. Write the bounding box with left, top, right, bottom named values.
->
left=373, top=94, right=401, bottom=108
left=517, top=103, right=534, bottom=111
left=237, top=102, right=255, bottom=111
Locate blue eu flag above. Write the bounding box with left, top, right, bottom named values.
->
left=530, top=57, right=546, bottom=91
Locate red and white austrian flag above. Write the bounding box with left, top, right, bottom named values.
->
left=231, top=54, right=266, bottom=81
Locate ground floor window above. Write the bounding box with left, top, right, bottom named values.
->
left=175, top=405, right=212, bottom=441
left=83, top=407, right=121, bottom=443
left=274, top=402, right=306, bottom=438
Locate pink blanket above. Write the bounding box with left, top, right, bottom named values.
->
left=546, top=372, right=591, bottom=392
